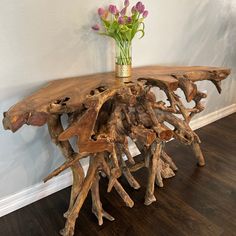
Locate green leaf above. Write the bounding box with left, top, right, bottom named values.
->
left=140, top=21, right=145, bottom=31
left=101, top=19, right=110, bottom=29
left=120, top=25, right=129, bottom=33
left=136, top=29, right=145, bottom=39
left=131, top=21, right=139, bottom=40
left=109, top=20, right=119, bottom=34
left=125, top=29, right=132, bottom=41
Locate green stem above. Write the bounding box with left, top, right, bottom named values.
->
left=116, top=40, right=131, bottom=65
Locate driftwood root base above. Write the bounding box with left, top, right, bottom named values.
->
left=45, top=76, right=214, bottom=236
left=3, top=66, right=230, bottom=236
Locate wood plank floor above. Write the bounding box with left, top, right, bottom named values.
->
left=0, top=114, right=235, bottom=236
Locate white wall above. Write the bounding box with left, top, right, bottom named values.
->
left=0, top=0, right=235, bottom=200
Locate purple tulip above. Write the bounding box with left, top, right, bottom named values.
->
left=120, top=7, right=127, bottom=16
left=98, top=8, right=105, bottom=17
left=108, top=4, right=118, bottom=15
left=142, top=10, right=148, bottom=18
left=118, top=16, right=125, bottom=24
left=98, top=8, right=108, bottom=19
left=131, top=6, right=137, bottom=14
left=136, top=1, right=142, bottom=9
left=136, top=2, right=145, bottom=13
left=127, top=16, right=132, bottom=23
left=124, top=0, right=129, bottom=7
left=92, top=24, right=100, bottom=31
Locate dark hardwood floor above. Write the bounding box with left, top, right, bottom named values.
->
left=0, top=114, right=235, bottom=236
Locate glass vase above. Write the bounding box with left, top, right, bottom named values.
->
left=115, top=41, right=132, bottom=78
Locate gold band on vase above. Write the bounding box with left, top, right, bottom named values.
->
left=116, top=64, right=132, bottom=78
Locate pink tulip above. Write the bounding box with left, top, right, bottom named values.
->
left=118, top=16, right=125, bottom=24
left=131, top=6, right=137, bottom=14
left=136, top=2, right=142, bottom=9
left=127, top=16, right=132, bottom=23
left=108, top=4, right=118, bottom=15
left=120, top=7, right=127, bottom=16
left=92, top=24, right=100, bottom=31
left=124, top=0, right=129, bottom=7
left=98, top=8, right=105, bottom=17
left=136, top=2, right=145, bottom=14
left=142, top=10, right=148, bottom=18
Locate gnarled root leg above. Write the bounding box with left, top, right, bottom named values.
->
left=102, top=158, right=134, bottom=208
left=47, top=115, right=85, bottom=219
left=106, top=146, right=122, bottom=193
left=161, top=150, right=178, bottom=171
left=191, top=141, right=205, bottom=166
left=64, top=162, right=85, bottom=218
left=91, top=172, right=115, bottom=225
left=159, top=159, right=175, bottom=180
left=60, top=154, right=101, bottom=236
left=122, top=164, right=141, bottom=190
left=118, top=145, right=140, bottom=190
left=145, top=142, right=162, bottom=205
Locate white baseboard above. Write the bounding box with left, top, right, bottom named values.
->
left=189, top=104, right=236, bottom=130
left=0, top=170, right=70, bottom=217
left=0, top=104, right=235, bottom=218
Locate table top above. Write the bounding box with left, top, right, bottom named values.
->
left=2, top=65, right=230, bottom=132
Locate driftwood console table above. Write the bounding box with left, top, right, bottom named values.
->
left=3, top=66, right=230, bottom=236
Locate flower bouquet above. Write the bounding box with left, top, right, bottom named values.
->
left=92, top=1, right=148, bottom=77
